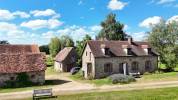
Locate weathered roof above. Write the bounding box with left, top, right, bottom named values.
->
left=0, top=44, right=40, bottom=54
left=55, top=47, right=77, bottom=63
left=0, top=44, right=46, bottom=73
left=87, top=40, right=159, bottom=57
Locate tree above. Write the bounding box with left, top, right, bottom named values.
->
left=76, top=34, right=92, bottom=67
left=0, top=40, right=9, bottom=44
left=60, top=35, right=74, bottom=49
left=49, top=37, right=61, bottom=57
left=147, top=21, right=178, bottom=71
left=39, top=45, right=49, bottom=54
left=97, top=13, right=127, bottom=40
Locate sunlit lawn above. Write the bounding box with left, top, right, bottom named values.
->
left=21, top=87, right=178, bottom=100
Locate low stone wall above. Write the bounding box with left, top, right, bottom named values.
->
left=0, top=71, right=45, bottom=87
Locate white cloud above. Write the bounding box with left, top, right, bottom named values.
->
left=0, top=22, right=17, bottom=32
left=20, top=19, right=63, bottom=30
left=90, top=25, right=102, bottom=32
left=13, top=11, right=30, bottom=18
left=139, top=16, right=163, bottom=28
left=157, top=0, right=175, bottom=4
left=128, top=32, right=147, bottom=41
left=167, top=15, right=178, bottom=23
left=124, top=25, right=129, bottom=30
left=57, top=25, right=101, bottom=41
left=42, top=31, right=55, bottom=38
left=0, top=9, right=14, bottom=20
left=0, top=9, right=30, bottom=20
left=30, top=9, right=57, bottom=17
left=107, top=0, right=128, bottom=11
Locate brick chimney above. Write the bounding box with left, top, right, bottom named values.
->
left=128, top=37, right=133, bottom=44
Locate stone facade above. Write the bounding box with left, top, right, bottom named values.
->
left=0, top=71, right=45, bottom=87
left=82, top=43, right=158, bottom=79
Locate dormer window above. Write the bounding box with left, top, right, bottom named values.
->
left=141, top=45, right=151, bottom=55
left=101, top=44, right=110, bottom=55
left=122, top=45, right=132, bottom=55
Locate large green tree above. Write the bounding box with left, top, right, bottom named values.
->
left=147, top=21, right=178, bottom=71
left=76, top=34, right=92, bottom=67
left=39, top=45, right=49, bottom=54
left=49, top=37, right=61, bottom=57
left=60, top=35, right=74, bottom=49
left=97, top=13, right=127, bottom=40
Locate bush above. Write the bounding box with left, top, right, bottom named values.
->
left=108, top=74, right=136, bottom=84
left=46, top=55, right=54, bottom=67
left=3, top=73, right=33, bottom=88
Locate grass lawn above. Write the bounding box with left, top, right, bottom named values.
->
left=70, top=71, right=178, bottom=86
left=21, top=87, right=178, bottom=100
left=138, top=72, right=178, bottom=83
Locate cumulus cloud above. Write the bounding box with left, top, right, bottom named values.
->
left=107, top=0, right=128, bottom=11
left=0, top=9, right=15, bottom=20
left=0, top=9, right=30, bottom=20
left=90, top=25, right=102, bottom=32
left=0, top=22, right=17, bottom=32
left=128, top=32, right=147, bottom=41
left=20, top=19, right=63, bottom=30
left=167, top=15, right=178, bottom=23
left=139, top=16, right=163, bottom=28
left=13, top=11, right=30, bottom=18
left=57, top=25, right=101, bottom=41
left=30, top=9, right=57, bottom=17
left=42, top=31, right=55, bottom=38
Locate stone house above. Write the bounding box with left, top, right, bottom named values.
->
left=0, top=45, right=46, bottom=87
left=54, top=47, right=77, bottom=72
left=82, top=38, right=159, bottom=79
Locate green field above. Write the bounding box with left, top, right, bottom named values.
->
left=21, top=87, right=178, bottom=100
left=70, top=71, right=178, bottom=86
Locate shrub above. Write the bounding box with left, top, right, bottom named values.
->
left=108, top=74, right=136, bottom=84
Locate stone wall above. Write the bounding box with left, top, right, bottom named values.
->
left=0, top=71, right=45, bottom=87
left=82, top=43, right=95, bottom=79
left=54, top=61, right=63, bottom=72
left=94, top=56, right=158, bottom=78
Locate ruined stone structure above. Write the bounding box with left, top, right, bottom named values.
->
left=0, top=45, right=46, bottom=87
left=82, top=38, right=159, bottom=79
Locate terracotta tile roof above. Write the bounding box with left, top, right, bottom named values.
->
left=87, top=40, right=159, bottom=57
left=55, top=47, right=77, bottom=64
left=0, top=45, right=46, bottom=73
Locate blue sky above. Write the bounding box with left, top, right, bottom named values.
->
left=0, top=0, right=178, bottom=45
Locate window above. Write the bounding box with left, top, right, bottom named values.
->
left=86, top=51, right=87, bottom=56
left=131, top=62, right=139, bottom=72
left=104, top=63, right=113, bottom=73
left=31, top=74, right=35, bottom=78
left=10, top=77, right=15, bottom=80
left=89, top=52, right=91, bottom=61
left=145, top=61, right=151, bottom=71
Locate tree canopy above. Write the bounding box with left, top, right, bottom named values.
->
left=39, top=45, right=49, bottom=54
left=147, top=21, right=178, bottom=71
left=60, top=35, right=74, bottom=49
left=97, top=13, right=127, bottom=40
left=76, top=34, right=92, bottom=66
left=49, top=37, right=61, bottom=57
left=0, top=40, right=9, bottom=44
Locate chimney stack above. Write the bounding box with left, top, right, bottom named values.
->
left=128, top=37, right=133, bottom=44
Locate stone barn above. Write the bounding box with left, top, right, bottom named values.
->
left=82, top=38, right=159, bottom=79
left=54, top=47, right=77, bottom=72
left=0, top=44, right=46, bottom=87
